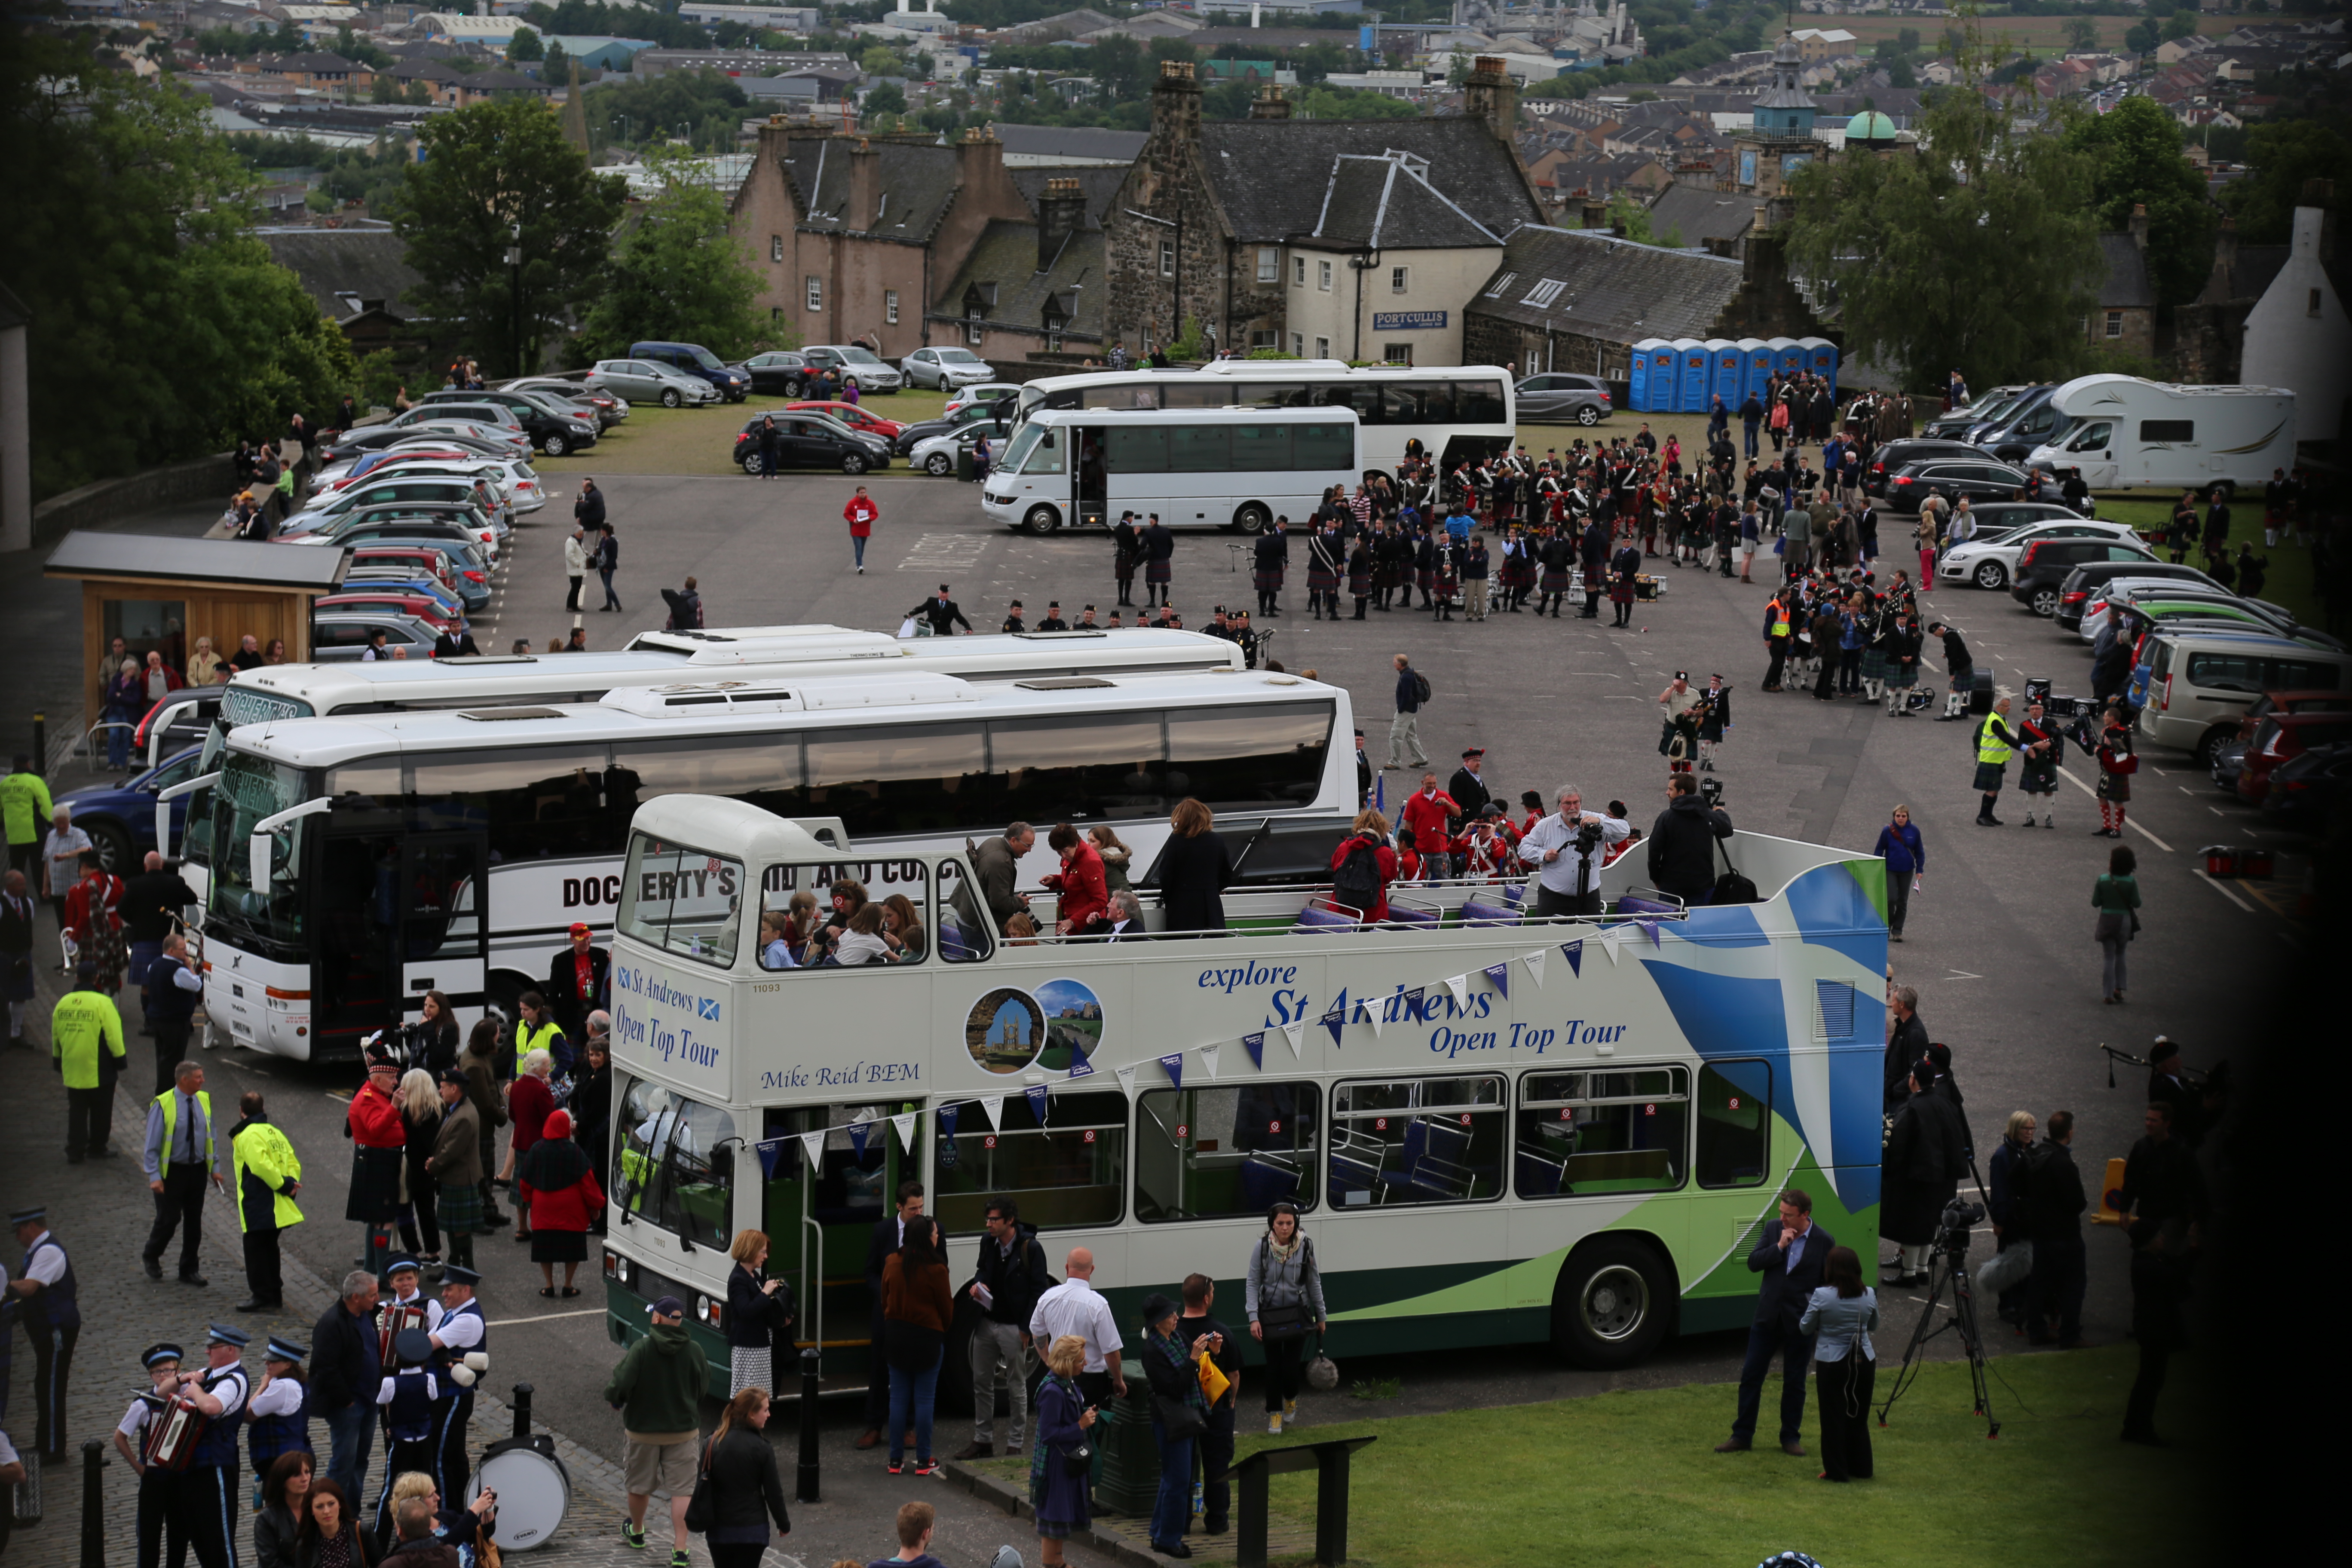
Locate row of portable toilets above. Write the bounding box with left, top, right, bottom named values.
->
left=1626, top=337, right=1838, bottom=416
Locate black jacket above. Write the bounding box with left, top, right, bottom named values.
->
left=1883, top=1013, right=1929, bottom=1110
left=908, top=596, right=971, bottom=636
left=121, top=870, right=196, bottom=943
left=701, top=1424, right=790, bottom=1536
left=1646, top=793, right=1733, bottom=901
left=310, top=1298, right=374, bottom=1413
left=1747, top=1218, right=1836, bottom=1329
left=2024, top=1140, right=2086, bottom=1244
left=863, top=1214, right=905, bottom=1295
left=543, top=944, right=610, bottom=1038
left=575, top=488, right=606, bottom=530
left=1882, top=1088, right=1968, bottom=1246
left=726, top=1261, right=795, bottom=1349
left=0, top=889, right=37, bottom=957
left=1447, top=767, right=1491, bottom=820
left=969, top=1221, right=1053, bottom=1329
left=1158, top=830, right=1233, bottom=934
left=1143, top=523, right=1175, bottom=563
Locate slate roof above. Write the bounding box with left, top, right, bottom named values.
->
left=1645, top=184, right=1765, bottom=247
left=1308, top=153, right=1502, bottom=250
left=2222, top=243, right=2289, bottom=303
left=992, top=122, right=1148, bottom=165
left=1467, top=225, right=1744, bottom=344
left=2096, top=233, right=2156, bottom=311
left=780, top=139, right=963, bottom=239
left=1196, top=117, right=1545, bottom=247
left=935, top=221, right=1105, bottom=339
left=1010, top=164, right=1126, bottom=228
left=260, top=229, right=426, bottom=321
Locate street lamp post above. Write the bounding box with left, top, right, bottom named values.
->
left=505, top=220, right=524, bottom=380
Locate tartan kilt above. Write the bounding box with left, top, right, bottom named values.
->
left=1415, top=568, right=1435, bottom=591
left=1375, top=561, right=1405, bottom=590
left=1347, top=565, right=1373, bottom=595
left=1306, top=562, right=1341, bottom=593
left=1500, top=557, right=1534, bottom=590
left=1144, top=559, right=1172, bottom=584
left=1253, top=567, right=1284, bottom=592
left=1112, top=550, right=1137, bottom=580
left=1859, top=647, right=1889, bottom=683
left=436, top=1178, right=485, bottom=1237
left=1433, top=570, right=1458, bottom=595
left=1540, top=567, right=1571, bottom=594
left=347, top=1144, right=405, bottom=1225
left=1609, top=578, right=1636, bottom=606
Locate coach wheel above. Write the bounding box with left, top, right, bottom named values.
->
left=1576, top=405, right=1601, bottom=426
left=660, top=388, right=683, bottom=408
left=1021, top=504, right=1061, bottom=536
left=484, top=973, right=524, bottom=1037
left=925, top=451, right=954, bottom=476
left=841, top=453, right=868, bottom=476
left=1971, top=560, right=2008, bottom=591
left=1232, top=502, right=1271, bottom=536
left=2029, top=585, right=2061, bottom=618
left=1550, top=1236, right=1671, bottom=1370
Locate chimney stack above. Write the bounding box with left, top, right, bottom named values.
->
left=955, top=122, right=1003, bottom=195
left=1580, top=196, right=1608, bottom=233
left=1152, top=58, right=1201, bottom=145
left=1463, top=55, right=1519, bottom=146
left=2128, top=201, right=2149, bottom=253
left=1250, top=84, right=1290, bottom=120
left=1038, top=176, right=1085, bottom=272
left=848, top=135, right=879, bottom=232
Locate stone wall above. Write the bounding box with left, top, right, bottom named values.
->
left=31, top=451, right=231, bottom=549
left=1103, top=64, right=1237, bottom=356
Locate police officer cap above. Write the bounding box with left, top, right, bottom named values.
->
left=265, top=1338, right=307, bottom=1365
left=442, top=1264, right=482, bottom=1287
left=143, top=1343, right=184, bottom=1369
left=7, top=1207, right=44, bottom=1227
left=207, top=1323, right=251, bottom=1348
left=393, top=1327, right=435, bottom=1365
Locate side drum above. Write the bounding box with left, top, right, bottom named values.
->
left=471, top=1433, right=571, bottom=1551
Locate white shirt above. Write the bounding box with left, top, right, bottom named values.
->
left=247, top=1375, right=304, bottom=1419
left=433, top=1299, right=485, bottom=1352
left=22, top=1232, right=66, bottom=1286
left=118, top=1392, right=163, bottom=1440
left=390, top=1289, right=445, bottom=1334
left=201, top=1362, right=248, bottom=1420
left=1516, top=811, right=1631, bottom=897
left=1030, top=1277, right=1122, bottom=1373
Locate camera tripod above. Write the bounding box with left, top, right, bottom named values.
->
left=1875, top=1238, right=2000, bottom=1439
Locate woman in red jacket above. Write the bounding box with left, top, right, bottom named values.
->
left=1327, top=809, right=1399, bottom=923
left=1041, top=822, right=1108, bottom=935
left=518, top=1108, right=603, bottom=1296
left=505, top=1051, right=557, bottom=1243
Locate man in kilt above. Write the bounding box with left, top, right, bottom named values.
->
left=1413, top=526, right=1439, bottom=610
left=346, top=1038, right=407, bottom=1278
left=1537, top=528, right=1574, bottom=617
left=1252, top=519, right=1288, bottom=617
left=1375, top=523, right=1409, bottom=611
left=1141, top=513, right=1175, bottom=607
left=1609, top=539, right=1641, bottom=628
left=1306, top=520, right=1343, bottom=620
left=1430, top=536, right=1459, bottom=622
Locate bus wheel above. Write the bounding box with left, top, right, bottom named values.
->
left=1022, top=504, right=1059, bottom=536
left=1232, top=503, right=1271, bottom=535
left=1551, top=1237, right=1671, bottom=1370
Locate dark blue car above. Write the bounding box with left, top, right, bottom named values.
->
left=56, top=745, right=206, bottom=873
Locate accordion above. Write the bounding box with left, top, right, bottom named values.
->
left=140, top=1390, right=209, bottom=1474
left=379, top=1301, right=430, bottom=1369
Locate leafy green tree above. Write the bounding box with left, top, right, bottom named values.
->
left=863, top=80, right=907, bottom=120
left=508, top=26, right=543, bottom=62
left=2222, top=121, right=2352, bottom=245
left=2063, top=16, right=2099, bottom=52
left=2161, top=9, right=2198, bottom=41
left=0, top=34, right=356, bottom=499
left=543, top=39, right=571, bottom=83
left=581, top=152, right=769, bottom=361
left=1295, top=86, right=1417, bottom=121
left=1092, top=33, right=1142, bottom=104
left=860, top=45, right=899, bottom=76
left=386, top=98, right=625, bottom=378
left=1784, top=81, right=2101, bottom=392
left=2066, top=94, right=2214, bottom=307
left=2125, top=18, right=2160, bottom=54
left=334, top=25, right=389, bottom=68
left=1605, top=190, right=1682, bottom=247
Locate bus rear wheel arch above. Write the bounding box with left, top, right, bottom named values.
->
left=1550, top=1234, right=1675, bottom=1370
left=1231, top=502, right=1271, bottom=535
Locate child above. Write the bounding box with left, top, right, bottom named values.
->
left=831, top=903, right=892, bottom=966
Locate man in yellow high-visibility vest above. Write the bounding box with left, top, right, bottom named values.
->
left=226, top=1090, right=303, bottom=1313
left=1974, top=695, right=2024, bottom=827
left=52, top=961, right=124, bottom=1161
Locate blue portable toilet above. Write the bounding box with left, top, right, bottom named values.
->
left=1740, top=339, right=1773, bottom=404
left=1801, top=336, right=1838, bottom=395
left=1629, top=338, right=1666, bottom=413
left=1643, top=342, right=1677, bottom=412
left=1703, top=340, right=1738, bottom=413
left=1672, top=339, right=1708, bottom=412
left=1770, top=337, right=1803, bottom=381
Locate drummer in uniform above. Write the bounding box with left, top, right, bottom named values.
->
left=245, top=1337, right=312, bottom=1508
left=170, top=1323, right=251, bottom=1568
left=114, top=1342, right=187, bottom=1568
left=427, top=1263, right=487, bottom=1504
left=372, top=1328, right=444, bottom=1544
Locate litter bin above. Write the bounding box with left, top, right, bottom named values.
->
left=1092, top=1382, right=1160, bottom=1517
left=956, top=448, right=975, bottom=483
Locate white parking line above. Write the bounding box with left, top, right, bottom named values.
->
left=2193, top=870, right=2254, bottom=912
left=484, top=1307, right=606, bottom=1328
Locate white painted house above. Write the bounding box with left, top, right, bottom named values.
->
left=2240, top=202, right=2350, bottom=444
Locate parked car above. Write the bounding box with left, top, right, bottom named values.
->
left=944, top=381, right=1023, bottom=416
left=2122, top=593, right=2313, bottom=645
left=2211, top=690, right=2352, bottom=794
left=350, top=543, right=488, bottom=611
left=587, top=358, right=723, bottom=408
left=299, top=510, right=501, bottom=565
left=2260, top=742, right=2352, bottom=830
left=900, top=346, right=998, bottom=390
left=2005, top=533, right=2159, bottom=615
left=800, top=344, right=903, bottom=393
left=313, top=589, right=464, bottom=635
left=339, top=565, right=469, bottom=624
left=1884, top=455, right=2032, bottom=511
left=2136, top=630, right=2352, bottom=761
left=730, top=410, right=890, bottom=475
left=390, top=401, right=521, bottom=435
left=316, top=426, right=519, bottom=466
left=2050, top=560, right=2221, bottom=632
left=735, top=350, right=812, bottom=395
left=53, top=745, right=207, bottom=872
left=418, top=389, right=597, bottom=457
left=2076, top=575, right=2245, bottom=642
left=2236, top=711, right=2352, bottom=805
left=631, top=341, right=749, bottom=401
left=284, top=475, right=511, bottom=538
left=309, top=610, right=445, bottom=662
left=506, top=377, right=628, bottom=428
left=1936, top=517, right=2140, bottom=591
left=1972, top=385, right=2065, bottom=463
left=131, top=690, right=222, bottom=772
left=1920, top=385, right=2030, bottom=441
left=1963, top=383, right=2052, bottom=444
left=909, top=422, right=1005, bottom=477
left=1863, top=439, right=1982, bottom=496
left=784, top=401, right=906, bottom=441
left=892, top=403, right=1009, bottom=457
left=1514, top=372, right=1612, bottom=425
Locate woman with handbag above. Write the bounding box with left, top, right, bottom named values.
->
left=1797, top=1246, right=1878, bottom=1482
left=724, top=1228, right=794, bottom=1397
left=1245, top=1202, right=1326, bottom=1435
left=1140, top=1293, right=1208, bottom=1559
left=689, top=1386, right=790, bottom=1568
left=1029, top=1335, right=1095, bottom=1566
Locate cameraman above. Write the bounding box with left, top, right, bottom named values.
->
left=1647, top=774, right=1733, bottom=907
left=1516, top=786, right=1628, bottom=918
left=1880, top=1059, right=1968, bottom=1287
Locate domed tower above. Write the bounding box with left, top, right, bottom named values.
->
left=1732, top=32, right=1828, bottom=198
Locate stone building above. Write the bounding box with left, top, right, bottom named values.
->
left=1729, top=33, right=1828, bottom=199
left=2088, top=213, right=2158, bottom=361
left=1099, top=59, right=1548, bottom=359
left=926, top=168, right=1127, bottom=363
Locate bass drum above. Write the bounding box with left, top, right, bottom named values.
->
left=470, top=1433, right=570, bottom=1551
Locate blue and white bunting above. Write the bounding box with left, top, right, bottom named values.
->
left=980, top=1095, right=1004, bottom=1132
left=1241, top=1031, right=1267, bottom=1069
left=1524, top=947, right=1547, bottom=987
left=1068, top=1045, right=1095, bottom=1081
left=1198, top=1044, right=1220, bottom=1081
left=1281, top=1021, right=1307, bottom=1057
left=1023, top=1084, right=1050, bottom=1124
left=939, top=1104, right=960, bottom=1139
left=847, top=1121, right=870, bottom=1160
left=755, top=1138, right=787, bottom=1180
left=891, top=1112, right=917, bottom=1152
left=1560, top=939, right=1584, bottom=977
left=1158, top=1052, right=1185, bottom=1090
left=1483, top=962, right=1510, bottom=998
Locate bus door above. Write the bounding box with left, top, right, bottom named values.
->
left=396, top=832, right=487, bottom=1021
left=312, top=824, right=405, bottom=1057
left=759, top=1101, right=924, bottom=1375
left=1074, top=426, right=1106, bottom=529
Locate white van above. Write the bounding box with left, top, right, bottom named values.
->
left=980, top=404, right=1361, bottom=535
left=2137, top=629, right=2352, bottom=760
left=2026, top=375, right=2295, bottom=494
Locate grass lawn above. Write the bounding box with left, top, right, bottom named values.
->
left=1213, top=1348, right=2213, bottom=1567
left=567, top=388, right=954, bottom=478
left=2094, top=494, right=2323, bottom=628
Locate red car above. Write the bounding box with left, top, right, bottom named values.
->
left=785, top=401, right=905, bottom=440
left=313, top=591, right=464, bottom=635
left=2236, top=711, right=2352, bottom=805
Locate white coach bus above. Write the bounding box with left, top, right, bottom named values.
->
left=596, top=793, right=1888, bottom=1401
left=199, top=666, right=1353, bottom=1060
left=980, top=406, right=1359, bottom=536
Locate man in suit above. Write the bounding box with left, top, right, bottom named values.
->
left=856, top=1181, right=925, bottom=1450
left=1087, top=890, right=1142, bottom=941
left=1717, top=1187, right=1834, bottom=1456
left=1447, top=748, right=1492, bottom=822
left=542, top=922, right=610, bottom=1045
left=906, top=584, right=972, bottom=637
left=1, top=869, right=37, bottom=1047
left=1883, top=986, right=1928, bottom=1112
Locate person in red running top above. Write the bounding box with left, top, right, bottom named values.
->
left=1398, top=773, right=1461, bottom=879
left=844, top=486, right=879, bottom=573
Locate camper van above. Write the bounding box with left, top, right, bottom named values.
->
left=2024, top=376, right=2296, bottom=494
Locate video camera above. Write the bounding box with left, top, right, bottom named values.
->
left=1937, top=1197, right=1986, bottom=1256
left=1699, top=776, right=1724, bottom=808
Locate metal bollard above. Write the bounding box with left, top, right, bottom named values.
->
left=796, top=1348, right=821, bottom=1504
left=511, top=1381, right=535, bottom=1439
left=79, top=1439, right=107, bottom=1568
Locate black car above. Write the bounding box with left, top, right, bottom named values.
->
left=419, top=389, right=597, bottom=457
left=1864, top=439, right=1981, bottom=497
left=2257, top=742, right=2352, bottom=830
left=1883, top=455, right=2030, bottom=511
left=735, top=351, right=812, bottom=395
left=2005, top=534, right=2159, bottom=617
left=2044, top=560, right=2221, bottom=631
left=892, top=403, right=1011, bottom=457
left=1974, top=386, right=2065, bottom=464
left=732, top=410, right=890, bottom=475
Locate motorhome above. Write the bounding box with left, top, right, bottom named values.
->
left=2025, top=376, right=2296, bottom=493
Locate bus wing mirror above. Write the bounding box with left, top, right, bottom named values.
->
left=250, top=832, right=272, bottom=897
left=155, top=771, right=219, bottom=864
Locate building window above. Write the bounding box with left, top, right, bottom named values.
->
left=1317, top=260, right=1332, bottom=292
left=770, top=235, right=783, bottom=263
left=1047, top=328, right=1063, bottom=352
left=1159, top=241, right=1175, bottom=278
left=1257, top=247, right=1280, bottom=284
left=1295, top=256, right=1306, bottom=286
left=1483, top=270, right=1518, bottom=298
left=771, top=307, right=785, bottom=325
left=1250, top=330, right=1277, bottom=349
left=1314, top=336, right=1330, bottom=359
left=1391, top=266, right=1409, bottom=294
left=2104, top=310, right=2122, bottom=339
left=2312, top=288, right=2325, bottom=318
left=885, top=290, right=900, bottom=325
left=966, top=310, right=984, bottom=346
left=805, top=276, right=822, bottom=312
left=1384, top=343, right=1411, bottom=365
left=1291, top=332, right=1304, bottom=356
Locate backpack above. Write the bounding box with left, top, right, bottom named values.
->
left=1410, top=669, right=1432, bottom=706
left=1331, top=837, right=1383, bottom=915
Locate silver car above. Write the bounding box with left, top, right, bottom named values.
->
left=309, top=610, right=447, bottom=662
left=1514, top=372, right=1612, bottom=425
left=900, top=346, right=998, bottom=390
left=586, top=358, right=723, bottom=408
left=801, top=345, right=903, bottom=393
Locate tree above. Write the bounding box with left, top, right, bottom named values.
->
left=1784, top=80, right=2101, bottom=392
left=2222, top=121, right=2352, bottom=245
left=2066, top=94, right=2214, bottom=308
left=2125, top=19, right=2160, bottom=55
left=860, top=45, right=899, bottom=76
left=2161, top=9, right=2198, bottom=41
left=1091, top=33, right=1142, bottom=104
left=386, top=98, right=625, bottom=379
left=0, top=34, right=356, bottom=499
left=862, top=80, right=907, bottom=120
left=581, top=152, right=770, bottom=362
left=1886, top=55, right=1917, bottom=89
left=508, top=25, right=543, bottom=63
left=543, top=39, right=571, bottom=84
left=2063, top=16, right=2098, bottom=52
